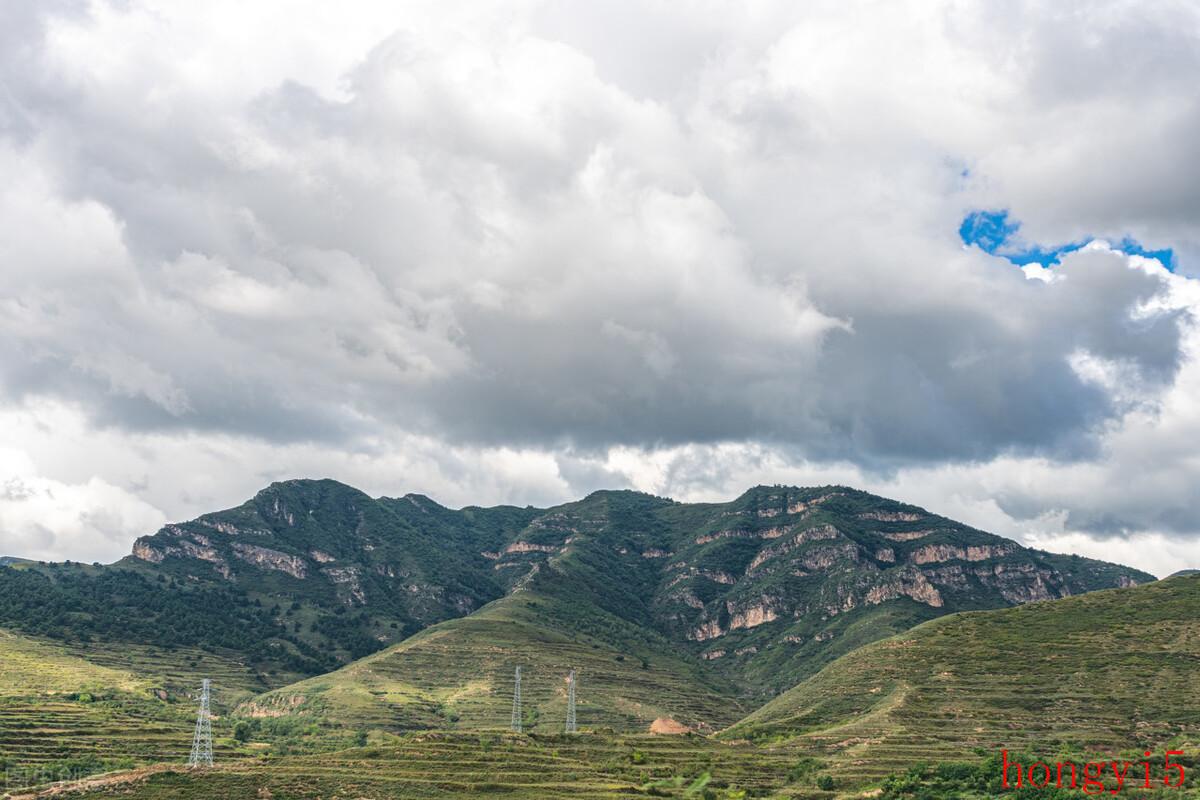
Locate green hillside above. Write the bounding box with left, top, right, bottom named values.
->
left=0, top=628, right=145, bottom=698
left=0, top=629, right=275, bottom=790
left=723, top=575, right=1200, bottom=789
left=0, top=480, right=1154, bottom=707
left=0, top=629, right=217, bottom=790
left=0, top=480, right=1162, bottom=792
left=8, top=578, right=1200, bottom=798
left=242, top=590, right=745, bottom=737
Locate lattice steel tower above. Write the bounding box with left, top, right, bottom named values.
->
left=188, top=678, right=213, bottom=768
left=510, top=666, right=523, bottom=733
left=565, top=669, right=577, bottom=734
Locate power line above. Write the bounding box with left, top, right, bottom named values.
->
left=510, top=666, right=522, bottom=733
left=565, top=669, right=577, bottom=734
left=188, top=678, right=213, bottom=768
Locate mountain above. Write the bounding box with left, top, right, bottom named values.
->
left=0, top=480, right=1152, bottom=699
left=723, top=574, right=1200, bottom=789
left=232, top=485, right=1153, bottom=738
left=0, top=479, right=1177, bottom=795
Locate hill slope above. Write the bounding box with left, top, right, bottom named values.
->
left=723, top=575, right=1200, bottom=786
left=245, top=591, right=745, bottom=735
left=0, top=628, right=240, bottom=786
left=0, top=481, right=1153, bottom=702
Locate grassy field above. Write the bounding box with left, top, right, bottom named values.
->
left=724, top=575, right=1200, bottom=789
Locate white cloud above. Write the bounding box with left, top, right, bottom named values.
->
left=0, top=1, right=1198, bottom=572
left=0, top=446, right=167, bottom=564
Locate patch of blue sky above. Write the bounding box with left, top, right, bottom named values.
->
left=959, top=209, right=1174, bottom=271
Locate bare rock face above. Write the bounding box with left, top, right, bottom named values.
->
left=728, top=600, right=779, bottom=631
left=787, top=492, right=843, bottom=514
left=132, top=540, right=165, bottom=563
left=695, top=529, right=759, bottom=546
left=689, top=619, right=725, bottom=641
left=199, top=519, right=240, bottom=536
left=323, top=566, right=366, bottom=604
left=801, top=543, right=860, bottom=571
left=910, top=543, right=1015, bottom=564
left=666, top=568, right=737, bottom=588
left=859, top=510, right=923, bottom=522
left=504, top=542, right=560, bottom=555
left=238, top=695, right=306, bottom=718
left=132, top=527, right=230, bottom=576
left=881, top=530, right=934, bottom=541
left=232, top=543, right=308, bottom=579
left=746, top=524, right=843, bottom=573
left=865, top=571, right=944, bottom=608
left=668, top=589, right=705, bottom=610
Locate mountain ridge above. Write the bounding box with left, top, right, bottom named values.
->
left=0, top=479, right=1155, bottom=701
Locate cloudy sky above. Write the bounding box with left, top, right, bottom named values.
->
left=2, top=1, right=1199, bottom=576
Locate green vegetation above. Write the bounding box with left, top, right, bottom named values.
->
left=0, top=565, right=318, bottom=678
left=876, top=750, right=1200, bottom=799
left=0, top=480, right=1169, bottom=796
left=0, top=629, right=206, bottom=791
left=245, top=590, right=744, bottom=736
left=4, top=576, right=1200, bottom=798
left=0, top=481, right=1150, bottom=700
left=54, top=734, right=805, bottom=799
left=725, top=575, right=1200, bottom=789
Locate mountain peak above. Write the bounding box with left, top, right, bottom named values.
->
left=85, top=478, right=1154, bottom=694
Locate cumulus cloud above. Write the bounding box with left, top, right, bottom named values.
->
left=0, top=0, right=1198, bottom=572
left=0, top=445, right=167, bottom=564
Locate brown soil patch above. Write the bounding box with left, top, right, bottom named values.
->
left=649, top=717, right=692, bottom=735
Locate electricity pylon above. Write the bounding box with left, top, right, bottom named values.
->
left=510, top=666, right=523, bottom=733
left=565, top=669, right=577, bottom=734
left=188, top=678, right=213, bottom=767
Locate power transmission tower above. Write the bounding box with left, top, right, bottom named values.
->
left=565, top=669, right=577, bottom=734
left=510, top=666, right=523, bottom=733
left=188, top=678, right=214, bottom=768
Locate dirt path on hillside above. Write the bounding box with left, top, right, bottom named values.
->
left=3, top=764, right=183, bottom=799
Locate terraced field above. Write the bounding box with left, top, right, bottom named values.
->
left=246, top=592, right=745, bottom=735
left=38, top=733, right=825, bottom=799
left=724, top=575, right=1200, bottom=788
left=7, top=575, right=1200, bottom=798
left=55, top=641, right=272, bottom=696
left=0, top=629, right=249, bottom=792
